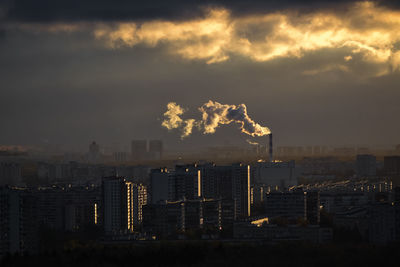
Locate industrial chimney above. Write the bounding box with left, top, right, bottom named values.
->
left=269, top=133, right=273, bottom=163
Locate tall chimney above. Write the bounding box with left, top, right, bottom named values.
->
left=269, top=133, right=273, bottom=163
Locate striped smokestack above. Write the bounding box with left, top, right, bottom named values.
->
left=269, top=133, right=273, bottom=162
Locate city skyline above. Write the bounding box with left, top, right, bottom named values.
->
left=1, top=1, right=400, bottom=263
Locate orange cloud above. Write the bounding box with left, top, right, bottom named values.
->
left=7, top=2, right=400, bottom=75
left=93, top=2, right=400, bottom=75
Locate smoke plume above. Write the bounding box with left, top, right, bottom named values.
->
left=161, top=102, right=199, bottom=139
left=161, top=102, right=184, bottom=130
left=199, top=100, right=271, bottom=137
left=161, top=100, right=271, bottom=139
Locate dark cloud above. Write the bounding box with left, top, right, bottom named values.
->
left=0, top=29, right=5, bottom=40
left=3, top=0, right=395, bottom=23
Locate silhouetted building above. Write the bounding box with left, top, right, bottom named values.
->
left=265, top=190, right=306, bottom=222
left=306, top=191, right=320, bottom=225
left=202, top=199, right=221, bottom=229
left=356, top=154, right=376, bottom=177
left=88, top=141, right=101, bottom=163
left=300, top=157, right=354, bottom=176
left=384, top=156, right=400, bottom=176
left=368, top=203, right=400, bottom=245
left=320, top=192, right=369, bottom=214
left=133, top=183, right=147, bottom=226
left=202, top=198, right=235, bottom=230
left=0, top=187, right=38, bottom=255
left=37, top=162, right=119, bottom=183
left=182, top=199, right=202, bottom=231
left=35, top=187, right=65, bottom=229
left=143, top=201, right=183, bottom=237
left=63, top=187, right=101, bottom=232
left=220, top=198, right=236, bottom=229
left=201, top=163, right=250, bottom=218
left=0, top=162, right=22, bottom=186
left=170, top=164, right=201, bottom=201
left=34, top=186, right=101, bottom=232
left=102, top=177, right=134, bottom=235
left=200, top=163, right=223, bottom=199
left=143, top=198, right=235, bottom=238
left=150, top=168, right=170, bottom=204
left=393, top=187, right=400, bottom=203
left=251, top=185, right=265, bottom=204
left=252, top=161, right=297, bottom=191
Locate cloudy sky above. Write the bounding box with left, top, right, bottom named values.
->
left=1, top=0, right=400, bottom=151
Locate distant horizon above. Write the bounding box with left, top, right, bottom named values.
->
left=1, top=140, right=399, bottom=155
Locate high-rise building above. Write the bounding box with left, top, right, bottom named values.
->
left=232, top=163, right=251, bottom=218
left=201, top=198, right=235, bottom=230
left=171, top=164, right=201, bottom=201
left=252, top=161, right=298, bottom=191
left=182, top=199, right=202, bottom=231
left=143, top=198, right=235, bottom=238
left=133, top=183, right=147, bottom=226
left=35, top=187, right=64, bottom=229
left=201, top=199, right=221, bottom=229
left=0, top=187, right=38, bottom=256
left=142, top=201, right=183, bottom=237
left=200, top=163, right=219, bottom=199
left=200, top=163, right=250, bottom=218
left=131, top=140, right=147, bottom=161
left=264, top=190, right=307, bottom=222
left=356, top=154, right=377, bottom=177
left=306, top=191, right=320, bottom=225
left=368, top=203, right=400, bottom=245
left=88, top=141, right=100, bottom=163
left=102, top=177, right=134, bottom=234
left=384, top=156, right=400, bottom=176
left=150, top=168, right=170, bottom=204
left=0, top=162, right=22, bottom=186
left=61, top=186, right=100, bottom=232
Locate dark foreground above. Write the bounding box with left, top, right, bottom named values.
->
left=2, top=241, right=400, bottom=267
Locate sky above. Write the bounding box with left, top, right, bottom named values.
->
left=1, top=0, right=400, bottom=152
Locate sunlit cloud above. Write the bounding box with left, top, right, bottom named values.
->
left=344, top=55, right=353, bottom=61
left=94, top=9, right=232, bottom=64
left=302, top=64, right=350, bottom=76
left=92, top=1, right=400, bottom=75
left=5, top=1, right=400, bottom=75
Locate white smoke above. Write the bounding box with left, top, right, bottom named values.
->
left=161, top=103, right=200, bottom=139
left=161, top=100, right=271, bottom=139
left=161, top=102, right=184, bottom=130
left=182, top=119, right=197, bottom=138
left=199, top=100, right=271, bottom=137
